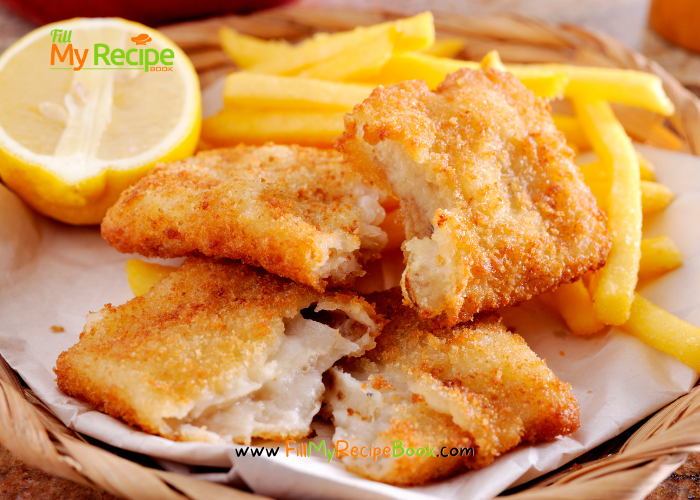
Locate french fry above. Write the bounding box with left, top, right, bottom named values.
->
left=380, top=209, right=406, bottom=252
left=620, top=294, right=700, bottom=371
left=637, top=152, right=656, bottom=181
left=639, top=236, right=683, bottom=278
left=201, top=108, right=345, bottom=148
left=574, top=100, right=642, bottom=325
left=249, top=12, right=434, bottom=76
left=223, top=73, right=374, bottom=111
left=641, top=180, right=674, bottom=215
left=554, top=118, right=675, bottom=165
left=383, top=12, right=435, bottom=52
left=581, top=152, right=655, bottom=182
left=568, top=141, right=580, bottom=156
left=553, top=114, right=590, bottom=150
left=578, top=162, right=672, bottom=214
left=357, top=51, right=475, bottom=88
left=586, top=269, right=602, bottom=298
left=509, top=64, right=675, bottom=116
left=480, top=50, right=506, bottom=71
left=421, top=37, right=465, bottom=58
left=358, top=52, right=569, bottom=98
left=552, top=280, right=605, bottom=335
left=219, top=27, right=291, bottom=69
left=351, top=248, right=405, bottom=295
left=504, top=65, right=571, bottom=99
left=577, top=161, right=608, bottom=210
left=125, top=260, right=177, bottom=297
left=381, top=196, right=400, bottom=212
left=298, top=30, right=394, bottom=81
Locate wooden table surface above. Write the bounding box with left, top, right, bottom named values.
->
left=0, top=0, right=698, bottom=499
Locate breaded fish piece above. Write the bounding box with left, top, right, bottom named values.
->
left=337, top=69, right=610, bottom=325
left=55, top=258, right=383, bottom=445
left=323, top=288, right=579, bottom=486
left=102, top=144, right=387, bottom=291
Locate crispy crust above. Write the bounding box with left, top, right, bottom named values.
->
left=337, top=69, right=611, bottom=325
left=368, top=288, right=580, bottom=443
left=55, top=258, right=382, bottom=444
left=102, top=144, right=387, bottom=291
left=323, top=288, right=579, bottom=485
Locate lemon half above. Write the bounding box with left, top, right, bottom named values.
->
left=0, top=18, right=201, bottom=224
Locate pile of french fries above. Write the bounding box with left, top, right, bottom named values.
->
left=195, top=13, right=700, bottom=370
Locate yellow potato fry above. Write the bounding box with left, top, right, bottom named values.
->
left=201, top=108, right=345, bottom=148
left=579, top=158, right=651, bottom=183
left=641, top=180, right=674, bottom=215
left=357, top=51, right=474, bottom=88
left=387, top=12, right=435, bottom=52
left=223, top=73, right=374, bottom=111
left=552, top=280, right=605, bottom=336
left=196, top=137, right=215, bottom=152
left=574, top=100, right=642, bottom=325
left=219, top=27, right=291, bottom=69
left=420, top=37, right=465, bottom=58
left=553, top=114, right=590, bottom=150
left=125, top=259, right=177, bottom=297
left=510, top=64, right=675, bottom=116
left=553, top=119, right=675, bottom=161
left=639, top=236, right=683, bottom=278
left=579, top=162, right=672, bottom=214
left=381, top=196, right=400, bottom=212
left=359, top=52, right=568, bottom=98
left=568, top=142, right=580, bottom=156
left=480, top=50, right=506, bottom=71
left=577, top=161, right=608, bottom=187
left=250, top=12, right=434, bottom=76
left=351, top=248, right=405, bottom=295
left=620, top=294, right=700, bottom=371
left=578, top=161, right=609, bottom=211
left=380, top=208, right=406, bottom=252
left=586, top=269, right=602, bottom=298
left=298, top=30, right=393, bottom=81
left=637, top=152, right=655, bottom=181
left=505, top=65, right=570, bottom=99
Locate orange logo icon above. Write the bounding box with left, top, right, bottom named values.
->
left=131, top=34, right=152, bottom=45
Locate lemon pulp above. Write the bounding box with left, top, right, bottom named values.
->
left=0, top=18, right=201, bottom=224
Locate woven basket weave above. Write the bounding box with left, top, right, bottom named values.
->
left=2, top=7, right=700, bottom=500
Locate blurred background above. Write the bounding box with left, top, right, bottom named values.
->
left=0, top=0, right=698, bottom=95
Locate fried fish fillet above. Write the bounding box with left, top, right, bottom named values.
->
left=323, top=288, right=579, bottom=486
left=55, top=258, right=383, bottom=445
left=101, top=144, right=387, bottom=291
left=337, top=69, right=610, bottom=325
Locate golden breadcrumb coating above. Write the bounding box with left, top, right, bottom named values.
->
left=337, top=69, right=610, bottom=325
left=55, top=258, right=383, bottom=445
left=102, top=144, right=387, bottom=291
left=323, top=288, right=579, bottom=486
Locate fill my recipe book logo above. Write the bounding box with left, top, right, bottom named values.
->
left=233, top=440, right=475, bottom=463
left=50, top=29, right=174, bottom=72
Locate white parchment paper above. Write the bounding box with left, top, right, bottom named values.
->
left=0, top=144, right=698, bottom=500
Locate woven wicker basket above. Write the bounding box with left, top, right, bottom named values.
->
left=2, top=7, right=700, bottom=500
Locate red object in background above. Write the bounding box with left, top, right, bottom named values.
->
left=0, top=0, right=293, bottom=26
